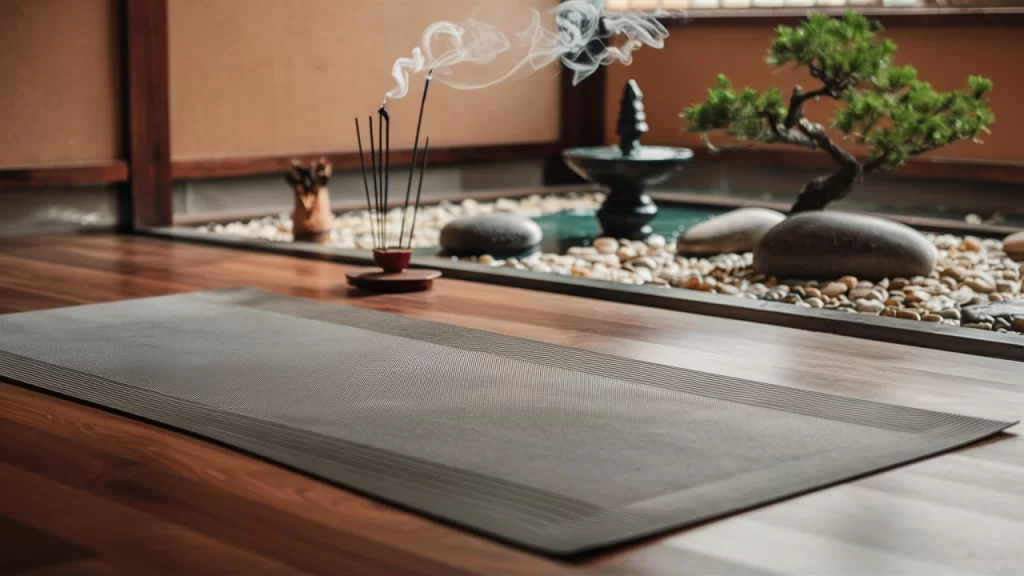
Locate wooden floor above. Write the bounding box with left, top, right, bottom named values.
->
left=1, top=233, right=1022, bottom=575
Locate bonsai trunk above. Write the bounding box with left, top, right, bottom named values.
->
left=789, top=163, right=861, bottom=213
left=786, top=117, right=864, bottom=213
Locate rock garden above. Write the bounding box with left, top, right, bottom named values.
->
left=193, top=12, right=1024, bottom=337
left=196, top=192, right=1024, bottom=336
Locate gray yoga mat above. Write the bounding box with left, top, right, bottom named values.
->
left=0, top=288, right=1013, bottom=556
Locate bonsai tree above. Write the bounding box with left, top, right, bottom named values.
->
left=618, top=79, right=649, bottom=156
left=682, top=11, right=994, bottom=213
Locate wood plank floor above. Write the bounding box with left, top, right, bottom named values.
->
left=1, top=233, right=1022, bottom=575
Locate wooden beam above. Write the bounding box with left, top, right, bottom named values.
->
left=170, top=142, right=562, bottom=181
left=658, top=6, right=1024, bottom=28
left=545, top=56, right=607, bottom=185
left=0, top=162, right=129, bottom=191
left=689, top=145, right=1024, bottom=184
left=122, top=0, right=171, bottom=228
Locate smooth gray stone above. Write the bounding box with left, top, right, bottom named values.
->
left=677, top=208, right=786, bottom=255
left=961, top=300, right=1024, bottom=325
left=754, top=211, right=937, bottom=280
left=440, top=214, right=542, bottom=256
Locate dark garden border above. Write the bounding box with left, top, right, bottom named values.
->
left=142, top=214, right=1024, bottom=363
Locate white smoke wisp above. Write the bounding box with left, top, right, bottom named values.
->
left=383, top=0, right=668, bottom=104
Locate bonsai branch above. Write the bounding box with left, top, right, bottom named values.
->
left=783, top=85, right=833, bottom=128
left=796, top=119, right=858, bottom=168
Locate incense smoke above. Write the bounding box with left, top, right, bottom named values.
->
left=383, top=0, right=668, bottom=103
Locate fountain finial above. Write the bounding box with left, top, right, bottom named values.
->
left=617, top=79, right=648, bottom=157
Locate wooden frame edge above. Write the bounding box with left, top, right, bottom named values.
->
left=687, top=146, right=1024, bottom=184
left=657, top=6, right=1024, bottom=27
left=139, top=225, right=1024, bottom=364
left=123, top=0, right=172, bottom=229
left=545, top=38, right=608, bottom=185
left=170, top=142, right=563, bottom=181
left=0, top=162, right=129, bottom=191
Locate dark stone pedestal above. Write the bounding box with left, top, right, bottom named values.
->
left=597, top=189, right=658, bottom=240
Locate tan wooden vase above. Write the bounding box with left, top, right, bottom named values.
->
left=292, top=186, right=332, bottom=244
left=287, top=157, right=333, bottom=244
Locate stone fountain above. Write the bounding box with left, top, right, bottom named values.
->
left=562, top=80, right=693, bottom=240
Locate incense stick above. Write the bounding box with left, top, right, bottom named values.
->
left=354, top=118, right=375, bottom=248
left=376, top=113, right=385, bottom=249
left=399, top=71, right=432, bottom=249
left=381, top=107, right=391, bottom=249
left=367, top=116, right=381, bottom=249
left=406, top=137, right=430, bottom=249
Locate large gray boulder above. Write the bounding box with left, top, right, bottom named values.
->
left=440, top=214, right=542, bottom=256
left=754, top=211, right=937, bottom=280
left=676, top=207, right=786, bottom=255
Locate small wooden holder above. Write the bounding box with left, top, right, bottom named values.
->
left=287, top=158, right=333, bottom=245
left=292, top=186, right=332, bottom=244
left=345, top=249, right=441, bottom=293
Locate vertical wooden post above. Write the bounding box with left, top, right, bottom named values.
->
left=544, top=29, right=608, bottom=185
left=122, top=0, right=172, bottom=229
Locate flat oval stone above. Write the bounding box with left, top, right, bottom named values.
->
left=677, top=208, right=785, bottom=255
left=754, top=212, right=937, bottom=280
left=440, top=214, right=542, bottom=257
left=896, top=309, right=921, bottom=321
left=854, top=298, right=884, bottom=314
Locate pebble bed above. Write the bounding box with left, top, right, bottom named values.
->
left=197, top=193, right=606, bottom=250
left=195, top=193, right=1024, bottom=336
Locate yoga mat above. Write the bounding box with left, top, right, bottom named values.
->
left=0, top=288, right=1013, bottom=556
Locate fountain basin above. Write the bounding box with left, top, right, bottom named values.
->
left=562, top=146, right=693, bottom=239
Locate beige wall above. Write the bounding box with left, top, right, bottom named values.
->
left=0, top=0, right=122, bottom=168
left=605, top=22, right=1024, bottom=163
left=167, top=0, right=562, bottom=161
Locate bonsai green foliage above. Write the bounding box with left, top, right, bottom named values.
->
left=618, top=79, right=650, bottom=157
left=837, top=70, right=994, bottom=170
left=685, top=75, right=784, bottom=144
left=681, top=11, right=994, bottom=212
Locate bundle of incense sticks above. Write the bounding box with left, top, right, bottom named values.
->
left=355, top=73, right=432, bottom=251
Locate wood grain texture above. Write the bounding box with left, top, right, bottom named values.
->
left=124, top=0, right=172, bottom=228
left=545, top=50, right=607, bottom=185
left=1, top=234, right=1022, bottom=575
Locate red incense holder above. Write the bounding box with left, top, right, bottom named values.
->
left=345, top=249, right=441, bottom=293
left=372, top=248, right=412, bottom=273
